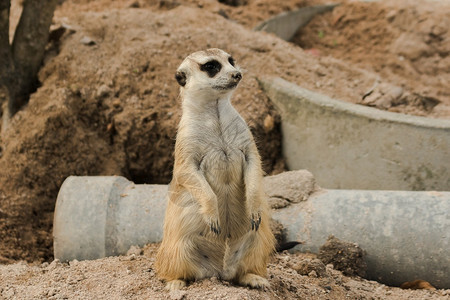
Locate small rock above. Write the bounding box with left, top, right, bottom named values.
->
left=80, top=36, right=96, bottom=46
left=361, top=82, right=404, bottom=109
left=49, top=259, right=61, bottom=270
left=263, top=114, right=274, bottom=133
left=69, top=259, right=79, bottom=266
left=169, top=289, right=186, bottom=300
left=112, top=99, right=122, bottom=108
left=268, top=197, right=289, bottom=209
left=292, top=258, right=327, bottom=277
left=407, top=93, right=440, bottom=112
left=264, top=170, right=317, bottom=207
left=127, top=245, right=143, bottom=256
left=217, top=9, right=228, bottom=19
left=308, top=270, right=318, bottom=278
left=96, top=84, right=112, bottom=98
left=385, top=10, right=397, bottom=22
left=400, top=279, right=436, bottom=290
left=390, top=32, right=429, bottom=61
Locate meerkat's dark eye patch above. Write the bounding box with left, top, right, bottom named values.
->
left=200, top=60, right=222, bottom=77
left=228, top=56, right=235, bottom=67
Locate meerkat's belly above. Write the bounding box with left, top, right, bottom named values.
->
left=201, top=144, right=247, bottom=235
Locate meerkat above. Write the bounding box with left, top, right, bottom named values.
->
left=155, top=49, right=275, bottom=291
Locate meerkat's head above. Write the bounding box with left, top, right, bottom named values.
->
left=175, top=48, right=242, bottom=100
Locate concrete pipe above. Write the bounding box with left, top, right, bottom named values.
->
left=54, top=176, right=450, bottom=288
left=53, top=176, right=167, bottom=261
left=271, top=189, right=450, bottom=289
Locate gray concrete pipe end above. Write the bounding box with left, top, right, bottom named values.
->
left=53, top=176, right=167, bottom=262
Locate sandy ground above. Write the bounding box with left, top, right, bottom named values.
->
left=1, top=0, right=449, bottom=298
left=1, top=244, right=449, bottom=299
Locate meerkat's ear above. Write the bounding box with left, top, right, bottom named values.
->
left=175, top=70, right=187, bottom=87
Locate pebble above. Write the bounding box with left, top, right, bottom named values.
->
left=263, top=114, right=274, bottom=132
left=96, top=84, right=111, bottom=98
left=169, top=290, right=186, bottom=300
left=112, top=99, right=122, bottom=108
left=126, top=245, right=142, bottom=256
left=308, top=270, right=318, bottom=278
left=69, top=259, right=79, bottom=266
left=49, top=259, right=61, bottom=270
left=80, top=36, right=96, bottom=46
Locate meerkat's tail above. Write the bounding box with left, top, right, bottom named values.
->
left=276, top=241, right=302, bottom=252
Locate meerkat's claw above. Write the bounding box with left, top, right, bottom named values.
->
left=251, top=213, right=262, bottom=231
left=209, top=219, right=221, bottom=235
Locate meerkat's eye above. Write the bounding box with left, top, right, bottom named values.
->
left=200, top=60, right=222, bottom=77
left=228, top=57, right=235, bottom=67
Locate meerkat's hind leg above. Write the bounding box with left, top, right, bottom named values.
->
left=221, top=232, right=254, bottom=281
left=165, top=279, right=186, bottom=291
left=223, top=219, right=275, bottom=289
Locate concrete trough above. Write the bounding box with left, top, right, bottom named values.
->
left=54, top=176, right=450, bottom=288
left=258, top=77, right=450, bottom=191
left=254, top=4, right=339, bottom=41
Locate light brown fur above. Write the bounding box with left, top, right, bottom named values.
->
left=155, top=49, right=275, bottom=290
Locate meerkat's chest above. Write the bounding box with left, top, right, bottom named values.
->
left=198, top=119, right=249, bottom=185
left=200, top=136, right=247, bottom=184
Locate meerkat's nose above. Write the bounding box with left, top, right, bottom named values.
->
left=232, top=71, right=242, bottom=82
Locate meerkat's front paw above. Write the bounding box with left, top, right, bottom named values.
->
left=250, top=212, right=262, bottom=231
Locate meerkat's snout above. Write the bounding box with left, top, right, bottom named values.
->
left=224, top=70, right=242, bottom=90
left=231, top=71, right=242, bottom=83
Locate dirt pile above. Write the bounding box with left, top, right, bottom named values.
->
left=318, top=235, right=367, bottom=278
left=294, top=0, right=450, bottom=118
